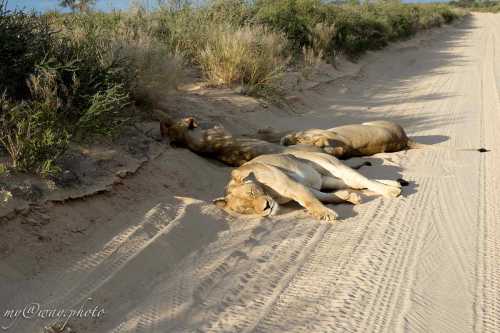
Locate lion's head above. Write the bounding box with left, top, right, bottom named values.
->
left=280, top=133, right=297, bottom=146
left=161, top=117, right=198, bottom=146
left=213, top=173, right=279, bottom=217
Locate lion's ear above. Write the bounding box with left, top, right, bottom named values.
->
left=242, top=172, right=258, bottom=183
left=213, top=197, right=227, bottom=208
left=160, top=121, right=170, bottom=138
left=183, top=117, right=198, bottom=129
left=331, top=147, right=345, bottom=157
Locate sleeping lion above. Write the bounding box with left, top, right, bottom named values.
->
left=214, top=150, right=402, bottom=221
left=162, top=117, right=423, bottom=165
left=161, top=116, right=339, bottom=166
left=280, top=120, right=424, bottom=158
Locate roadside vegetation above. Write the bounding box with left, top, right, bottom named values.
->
left=451, top=0, right=500, bottom=13
left=0, top=0, right=466, bottom=176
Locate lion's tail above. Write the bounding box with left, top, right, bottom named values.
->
left=407, top=139, right=489, bottom=153
left=407, top=139, right=435, bottom=150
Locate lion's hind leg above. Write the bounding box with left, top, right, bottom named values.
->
left=292, top=151, right=401, bottom=198
left=310, top=188, right=361, bottom=205
left=321, top=176, right=350, bottom=191
left=375, top=179, right=402, bottom=188
left=321, top=176, right=398, bottom=202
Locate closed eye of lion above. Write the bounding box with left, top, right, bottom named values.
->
left=214, top=151, right=402, bottom=221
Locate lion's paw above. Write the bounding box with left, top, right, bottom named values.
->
left=335, top=190, right=361, bottom=204
left=311, top=206, right=338, bottom=222
left=347, top=192, right=362, bottom=204
left=383, top=186, right=401, bottom=198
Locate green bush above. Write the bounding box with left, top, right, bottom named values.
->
left=325, top=6, right=390, bottom=57
left=0, top=94, right=69, bottom=176
left=257, top=3, right=309, bottom=51
left=0, top=7, right=134, bottom=175
left=29, top=18, right=133, bottom=134
left=205, top=0, right=254, bottom=26
left=75, top=85, right=130, bottom=138
left=372, top=4, right=420, bottom=40
left=252, top=1, right=464, bottom=59
left=155, top=6, right=210, bottom=63
left=451, top=0, right=500, bottom=12
left=0, top=2, right=52, bottom=99
left=418, top=11, right=445, bottom=30
left=254, top=0, right=321, bottom=52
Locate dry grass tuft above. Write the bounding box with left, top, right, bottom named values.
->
left=198, top=25, right=289, bottom=95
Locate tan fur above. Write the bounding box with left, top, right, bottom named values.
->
left=280, top=121, right=412, bottom=158
left=215, top=151, right=402, bottom=221
left=161, top=117, right=328, bottom=166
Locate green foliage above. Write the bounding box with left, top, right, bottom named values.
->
left=155, top=7, right=210, bottom=63
left=205, top=0, right=255, bottom=26
left=0, top=163, right=7, bottom=176
left=0, top=1, right=52, bottom=98
left=0, top=6, right=134, bottom=175
left=254, top=0, right=322, bottom=52
left=0, top=95, right=69, bottom=176
left=451, top=0, right=500, bottom=13
left=372, top=4, right=420, bottom=40
left=248, top=1, right=464, bottom=59
left=76, top=85, right=130, bottom=138
left=325, top=6, right=390, bottom=57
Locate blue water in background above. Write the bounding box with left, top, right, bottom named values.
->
left=6, top=0, right=450, bottom=13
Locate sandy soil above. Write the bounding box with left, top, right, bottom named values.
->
left=1, top=13, right=499, bottom=333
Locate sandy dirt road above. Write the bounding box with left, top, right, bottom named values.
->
left=1, top=13, right=499, bottom=333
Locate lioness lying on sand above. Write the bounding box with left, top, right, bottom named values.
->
left=161, top=116, right=347, bottom=166
left=280, top=120, right=423, bottom=158
left=162, top=116, right=423, bottom=164
left=214, top=150, right=402, bottom=221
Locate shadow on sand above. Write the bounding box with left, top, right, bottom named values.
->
left=272, top=16, right=476, bottom=136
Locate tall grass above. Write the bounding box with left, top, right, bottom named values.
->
left=198, top=25, right=288, bottom=95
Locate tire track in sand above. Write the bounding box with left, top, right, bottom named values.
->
left=474, top=14, right=500, bottom=333
left=17, top=199, right=189, bottom=332
left=198, top=219, right=330, bottom=333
